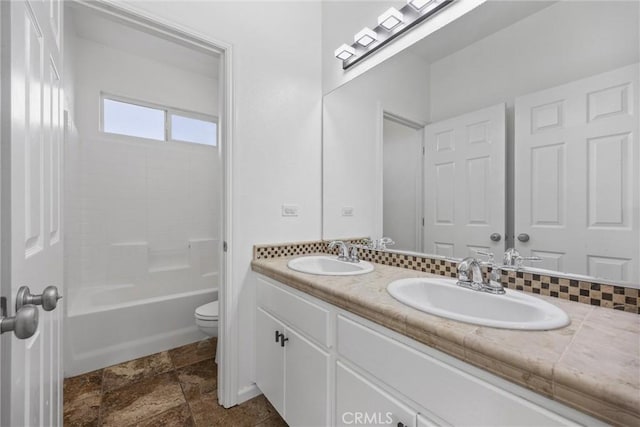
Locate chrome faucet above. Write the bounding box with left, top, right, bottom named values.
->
left=328, top=240, right=360, bottom=263
left=457, top=253, right=506, bottom=295
left=503, top=248, right=542, bottom=269
left=456, top=257, right=484, bottom=291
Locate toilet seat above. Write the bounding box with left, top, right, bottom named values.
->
left=195, top=301, right=219, bottom=320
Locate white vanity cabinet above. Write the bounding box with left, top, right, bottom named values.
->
left=254, top=274, right=605, bottom=427
left=336, top=361, right=420, bottom=427
left=255, top=278, right=330, bottom=427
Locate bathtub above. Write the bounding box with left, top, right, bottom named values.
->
left=64, top=279, right=217, bottom=376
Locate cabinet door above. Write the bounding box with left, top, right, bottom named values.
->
left=284, top=327, right=330, bottom=427
left=336, top=362, right=417, bottom=427
left=256, top=308, right=285, bottom=416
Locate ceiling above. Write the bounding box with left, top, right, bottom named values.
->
left=408, top=1, right=556, bottom=64
left=68, top=4, right=220, bottom=79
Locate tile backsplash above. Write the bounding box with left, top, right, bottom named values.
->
left=253, top=240, right=640, bottom=314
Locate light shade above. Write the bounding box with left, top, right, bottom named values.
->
left=378, top=7, right=403, bottom=31
left=354, top=27, right=377, bottom=47
left=407, top=0, right=438, bottom=10
left=334, top=44, right=356, bottom=61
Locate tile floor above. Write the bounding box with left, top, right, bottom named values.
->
left=63, top=338, right=287, bottom=426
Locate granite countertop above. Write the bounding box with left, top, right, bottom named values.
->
left=251, top=255, right=640, bottom=426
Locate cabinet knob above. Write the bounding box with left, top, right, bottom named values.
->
left=280, top=336, right=289, bottom=347
left=275, top=330, right=283, bottom=343
left=517, top=233, right=530, bottom=242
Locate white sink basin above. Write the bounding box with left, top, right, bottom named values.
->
left=287, top=255, right=374, bottom=276
left=387, top=278, right=570, bottom=330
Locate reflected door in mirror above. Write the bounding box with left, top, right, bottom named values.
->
left=424, top=103, right=506, bottom=259
left=515, top=63, right=639, bottom=283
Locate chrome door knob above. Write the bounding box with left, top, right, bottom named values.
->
left=1, top=304, right=39, bottom=339
left=16, top=285, right=62, bottom=311
left=517, top=233, right=530, bottom=242
left=490, top=233, right=501, bottom=242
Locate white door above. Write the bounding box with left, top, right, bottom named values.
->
left=383, top=116, right=423, bottom=252
left=514, top=64, right=639, bottom=283
left=0, top=1, right=64, bottom=426
left=424, top=103, right=506, bottom=259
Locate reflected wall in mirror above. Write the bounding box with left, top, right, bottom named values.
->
left=322, top=0, right=640, bottom=285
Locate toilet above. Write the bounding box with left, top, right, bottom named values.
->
left=195, top=301, right=219, bottom=337
left=195, top=301, right=220, bottom=363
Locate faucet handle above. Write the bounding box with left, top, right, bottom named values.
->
left=475, top=250, right=495, bottom=265
left=515, top=255, right=542, bottom=269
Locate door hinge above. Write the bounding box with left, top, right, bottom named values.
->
left=422, top=218, right=425, bottom=226
left=422, top=146, right=425, bottom=155
left=223, top=241, right=228, bottom=252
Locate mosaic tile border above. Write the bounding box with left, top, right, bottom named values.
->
left=253, top=240, right=640, bottom=314
left=253, top=240, right=326, bottom=259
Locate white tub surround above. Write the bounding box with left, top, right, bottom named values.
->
left=65, top=286, right=217, bottom=376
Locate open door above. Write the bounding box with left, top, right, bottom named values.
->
left=0, top=1, right=64, bottom=425
left=383, top=114, right=424, bottom=253
left=423, top=103, right=506, bottom=258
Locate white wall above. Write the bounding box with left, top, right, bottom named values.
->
left=323, top=51, right=429, bottom=240
left=118, top=0, right=323, bottom=402
left=429, top=1, right=640, bottom=121
left=65, top=34, right=221, bottom=298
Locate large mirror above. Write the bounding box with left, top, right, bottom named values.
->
left=323, top=0, right=640, bottom=285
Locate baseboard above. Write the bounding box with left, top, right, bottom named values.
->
left=236, top=383, right=262, bottom=405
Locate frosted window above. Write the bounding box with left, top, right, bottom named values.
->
left=103, top=98, right=165, bottom=141
left=171, top=114, right=217, bottom=146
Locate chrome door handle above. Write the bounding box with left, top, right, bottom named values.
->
left=16, top=285, right=62, bottom=311
left=517, top=233, right=530, bottom=242
left=1, top=299, right=39, bottom=339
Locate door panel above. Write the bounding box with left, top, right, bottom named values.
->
left=2, top=0, right=64, bottom=425
left=336, top=361, right=417, bottom=427
left=255, top=308, right=284, bottom=416
left=284, top=327, right=329, bottom=427
left=515, top=64, right=639, bottom=282
left=424, top=103, right=506, bottom=258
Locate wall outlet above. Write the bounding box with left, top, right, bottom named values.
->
left=281, top=204, right=300, bottom=217
left=341, top=206, right=354, bottom=217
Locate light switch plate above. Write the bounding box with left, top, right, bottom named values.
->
left=282, top=204, right=300, bottom=217
left=341, top=206, right=354, bottom=217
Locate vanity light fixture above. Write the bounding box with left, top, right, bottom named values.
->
left=407, top=0, right=439, bottom=11
left=335, top=0, right=454, bottom=69
left=334, top=44, right=356, bottom=61
left=378, top=7, right=404, bottom=31
left=354, top=27, right=377, bottom=47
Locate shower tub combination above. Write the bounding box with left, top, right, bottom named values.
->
left=64, top=239, right=219, bottom=376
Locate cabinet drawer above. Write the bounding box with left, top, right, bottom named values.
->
left=337, top=315, right=578, bottom=426
left=257, top=276, right=330, bottom=347
left=336, top=361, right=417, bottom=427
